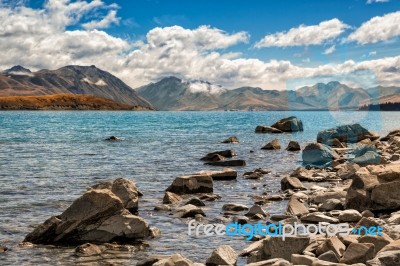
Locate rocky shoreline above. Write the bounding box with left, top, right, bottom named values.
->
left=1, top=117, right=399, bottom=265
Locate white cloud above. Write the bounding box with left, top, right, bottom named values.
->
left=0, top=1, right=400, bottom=91
left=255, top=19, right=349, bottom=48
left=367, top=0, right=389, bottom=4
left=347, top=11, right=400, bottom=44
left=82, top=10, right=120, bottom=30
left=323, top=45, right=336, bottom=55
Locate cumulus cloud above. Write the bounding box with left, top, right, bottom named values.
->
left=255, top=19, right=349, bottom=48
left=82, top=10, right=120, bottom=30
left=0, top=1, right=400, bottom=91
left=347, top=11, right=400, bottom=44
left=323, top=45, right=336, bottom=55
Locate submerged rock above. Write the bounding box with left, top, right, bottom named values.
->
left=243, top=168, right=270, bottom=179
left=205, top=160, right=246, bottom=167
left=261, top=139, right=281, bottom=150
left=201, top=150, right=236, bottom=161
left=271, top=116, right=304, bottom=132
left=166, top=174, right=213, bottom=194
left=105, top=136, right=121, bottom=141
left=24, top=178, right=153, bottom=245
left=176, top=204, right=205, bottom=218
left=0, top=245, right=8, bottom=253
left=222, top=203, right=249, bottom=212
left=222, top=136, right=239, bottom=143
left=185, top=197, right=206, bottom=207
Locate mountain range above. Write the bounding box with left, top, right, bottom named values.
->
left=136, top=77, right=400, bottom=111
left=1, top=65, right=399, bottom=111
left=0, top=65, right=153, bottom=109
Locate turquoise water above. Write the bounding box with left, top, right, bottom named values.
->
left=0, top=111, right=399, bottom=265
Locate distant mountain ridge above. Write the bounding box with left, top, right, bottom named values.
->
left=0, top=65, right=153, bottom=109
left=136, top=77, right=400, bottom=111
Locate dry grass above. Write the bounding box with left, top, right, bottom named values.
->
left=0, top=94, right=151, bottom=110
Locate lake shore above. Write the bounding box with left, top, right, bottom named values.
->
left=0, top=112, right=399, bottom=265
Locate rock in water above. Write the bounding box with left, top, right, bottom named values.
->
left=105, top=136, right=121, bottom=141
left=166, top=174, right=213, bottom=194
left=286, top=141, right=301, bottom=151
left=196, top=169, right=237, bottom=180
left=201, top=150, right=237, bottom=161
left=302, top=143, right=339, bottom=167
left=270, top=116, right=304, bottom=132
left=163, top=191, right=182, bottom=204
left=222, top=136, right=239, bottom=143
left=317, top=124, right=378, bottom=145
left=255, top=125, right=283, bottom=133
left=0, top=246, right=8, bottom=253
left=24, top=178, right=153, bottom=244
left=205, top=160, right=246, bottom=167
left=261, top=139, right=281, bottom=150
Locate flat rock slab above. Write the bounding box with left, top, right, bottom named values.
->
left=197, top=169, right=237, bottom=180
left=205, top=160, right=246, bottom=167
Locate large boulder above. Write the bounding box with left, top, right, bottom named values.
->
left=206, top=245, right=238, bottom=265
left=271, top=116, right=303, bottom=132
left=262, top=236, right=310, bottom=261
left=24, top=179, right=153, bottom=244
left=166, top=174, right=213, bottom=194
left=302, top=143, right=339, bottom=167
left=317, top=124, right=377, bottom=145
left=345, top=164, right=400, bottom=212
left=91, top=178, right=139, bottom=213
left=340, top=243, right=375, bottom=264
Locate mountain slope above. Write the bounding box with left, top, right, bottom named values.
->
left=136, top=77, right=222, bottom=110
left=136, top=77, right=400, bottom=111
left=0, top=65, right=153, bottom=109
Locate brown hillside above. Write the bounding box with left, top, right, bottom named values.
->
left=0, top=94, right=153, bottom=110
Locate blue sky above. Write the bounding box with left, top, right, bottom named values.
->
left=1, top=0, right=400, bottom=89
left=71, top=0, right=400, bottom=64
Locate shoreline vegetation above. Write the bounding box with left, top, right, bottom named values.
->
left=9, top=116, right=400, bottom=265
left=0, top=94, right=153, bottom=111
